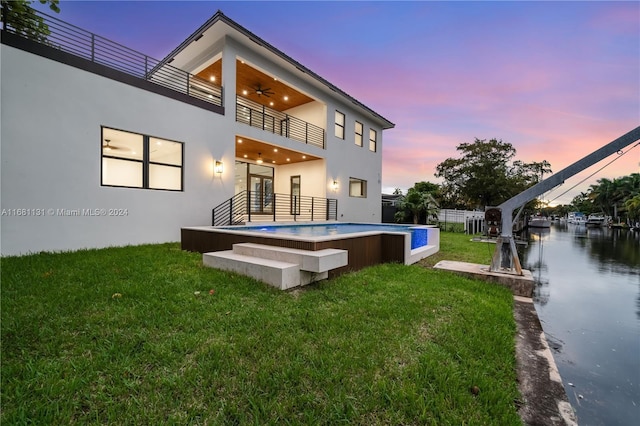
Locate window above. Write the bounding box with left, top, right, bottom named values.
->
left=101, top=127, right=183, bottom=191
left=369, top=129, right=377, bottom=152
left=349, top=177, right=367, bottom=198
left=355, top=121, right=363, bottom=147
left=335, top=110, right=345, bottom=139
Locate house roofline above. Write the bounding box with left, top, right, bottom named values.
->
left=160, top=10, right=395, bottom=130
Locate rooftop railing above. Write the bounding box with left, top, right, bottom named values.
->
left=1, top=7, right=223, bottom=107
left=236, top=96, right=325, bottom=149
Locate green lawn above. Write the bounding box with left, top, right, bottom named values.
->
left=1, top=233, right=521, bottom=425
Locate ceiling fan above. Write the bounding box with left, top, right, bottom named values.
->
left=102, top=139, right=122, bottom=151
left=254, top=84, right=274, bottom=97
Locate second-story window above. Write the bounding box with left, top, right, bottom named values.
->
left=369, top=129, right=377, bottom=152
left=355, top=121, right=363, bottom=147
left=335, top=110, right=345, bottom=139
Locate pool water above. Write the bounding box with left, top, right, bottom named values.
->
left=222, top=223, right=427, bottom=250
left=222, top=223, right=429, bottom=250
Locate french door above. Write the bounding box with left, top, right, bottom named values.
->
left=250, top=174, right=274, bottom=215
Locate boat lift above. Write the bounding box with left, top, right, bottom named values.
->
left=488, top=126, right=640, bottom=275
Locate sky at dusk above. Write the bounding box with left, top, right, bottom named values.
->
left=33, top=0, right=639, bottom=205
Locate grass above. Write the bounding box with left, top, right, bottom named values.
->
left=1, top=233, right=521, bottom=425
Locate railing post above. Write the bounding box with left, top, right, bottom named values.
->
left=293, top=196, right=297, bottom=222
left=311, top=197, right=314, bottom=221
left=91, top=33, right=95, bottom=62
left=186, top=73, right=190, bottom=96
left=262, top=105, right=266, bottom=130
left=229, top=197, right=233, bottom=226
left=273, top=194, right=276, bottom=222
left=247, top=191, right=251, bottom=222
left=145, top=55, right=148, bottom=79
left=305, top=122, right=309, bottom=145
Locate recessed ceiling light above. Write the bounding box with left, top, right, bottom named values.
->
left=242, top=90, right=248, bottom=95
left=286, top=158, right=290, bottom=162
left=237, top=139, right=243, bottom=143
left=243, top=154, right=248, bottom=158
left=272, top=160, right=276, bottom=164
left=273, top=148, right=278, bottom=152
left=283, top=96, right=289, bottom=101
left=269, top=102, right=274, bottom=106
left=210, top=76, right=216, bottom=82
left=302, top=155, right=306, bottom=159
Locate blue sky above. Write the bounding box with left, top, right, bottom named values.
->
left=33, top=0, right=640, bottom=204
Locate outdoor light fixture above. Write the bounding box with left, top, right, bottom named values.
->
left=214, top=160, right=223, bottom=174
left=332, top=180, right=339, bottom=191
left=256, top=153, right=263, bottom=164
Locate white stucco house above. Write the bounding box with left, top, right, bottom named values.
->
left=0, top=10, right=394, bottom=256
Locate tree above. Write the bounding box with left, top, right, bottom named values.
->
left=435, top=138, right=551, bottom=210
left=1, top=0, right=60, bottom=42
left=394, top=181, right=440, bottom=224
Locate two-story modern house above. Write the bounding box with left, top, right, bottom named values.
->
left=1, top=9, right=394, bottom=256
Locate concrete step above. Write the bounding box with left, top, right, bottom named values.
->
left=203, top=251, right=301, bottom=290
left=232, top=243, right=347, bottom=273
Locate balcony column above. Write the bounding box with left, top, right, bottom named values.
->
left=220, top=37, right=237, bottom=112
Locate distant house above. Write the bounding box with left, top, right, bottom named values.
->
left=0, top=10, right=394, bottom=255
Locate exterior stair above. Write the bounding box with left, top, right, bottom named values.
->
left=203, top=243, right=348, bottom=290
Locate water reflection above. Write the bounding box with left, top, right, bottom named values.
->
left=519, top=223, right=640, bottom=425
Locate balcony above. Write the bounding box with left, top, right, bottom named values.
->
left=1, top=8, right=222, bottom=108
left=236, top=96, right=325, bottom=149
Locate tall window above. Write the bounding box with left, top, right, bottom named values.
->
left=369, top=129, right=377, bottom=152
left=101, top=127, right=183, bottom=191
left=335, top=110, right=345, bottom=139
left=355, top=121, right=363, bottom=147
left=349, top=177, right=367, bottom=198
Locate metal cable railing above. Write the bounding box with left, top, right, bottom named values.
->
left=212, top=191, right=337, bottom=226
left=236, top=96, right=325, bottom=149
left=1, top=8, right=223, bottom=107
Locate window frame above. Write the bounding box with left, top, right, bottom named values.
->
left=369, top=128, right=377, bottom=152
left=349, top=177, right=367, bottom=198
left=101, top=126, right=184, bottom=191
left=355, top=121, right=363, bottom=147
left=334, top=110, right=345, bottom=140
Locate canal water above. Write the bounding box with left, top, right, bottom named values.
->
left=519, top=222, right=639, bottom=425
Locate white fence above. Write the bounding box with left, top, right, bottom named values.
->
left=438, top=209, right=485, bottom=234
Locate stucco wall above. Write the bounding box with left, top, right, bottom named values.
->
left=1, top=45, right=236, bottom=255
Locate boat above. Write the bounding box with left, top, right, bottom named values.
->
left=568, top=212, right=586, bottom=225
left=586, top=214, right=606, bottom=227
left=529, top=214, right=551, bottom=228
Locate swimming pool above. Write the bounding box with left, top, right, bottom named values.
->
left=221, top=223, right=429, bottom=250
left=181, top=222, right=440, bottom=277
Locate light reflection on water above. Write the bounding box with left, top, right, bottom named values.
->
left=519, top=222, right=639, bottom=426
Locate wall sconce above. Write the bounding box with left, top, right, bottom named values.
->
left=331, top=180, right=339, bottom=191
left=214, top=160, right=223, bottom=174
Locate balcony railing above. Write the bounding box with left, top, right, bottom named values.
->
left=212, top=191, right=337, bottom=226
left=1, top=7, right=222, bottom=107
left=236, top=96, right=325, bottom=149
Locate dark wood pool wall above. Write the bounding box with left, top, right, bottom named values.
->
left=181, top=228, right=406, bottom=278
